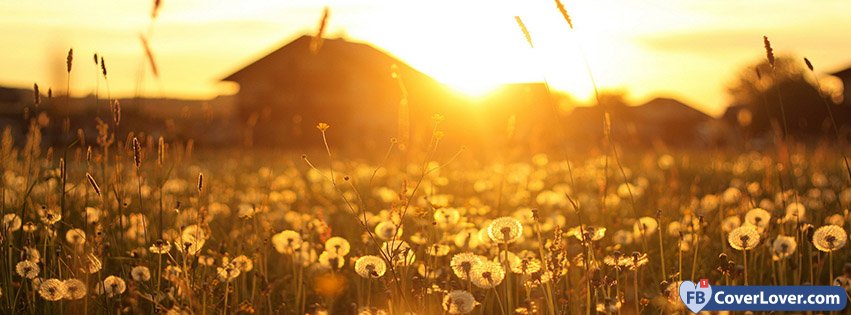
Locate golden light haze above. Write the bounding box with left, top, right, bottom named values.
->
left=1, top=0, right=850, bottom=116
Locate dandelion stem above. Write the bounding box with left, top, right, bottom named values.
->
left=743, top=250, right=749, bottom=286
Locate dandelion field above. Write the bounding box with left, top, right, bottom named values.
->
left=2, top=102, right=851, bottom=315
left=3, top=1, right=851, bottom=315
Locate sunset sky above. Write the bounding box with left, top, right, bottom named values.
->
left=1, top=0, right=850, bottom=116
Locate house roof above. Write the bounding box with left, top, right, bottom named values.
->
left=220, top=35, right=430, bottom=84
left=635, top=97, right=711, bottom=121
left=830, top=66, right=851, bottom=79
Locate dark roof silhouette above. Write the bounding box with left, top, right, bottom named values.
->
left=221, top=35, right=434, bottom=87
left=565, top=97, right=712, bottom=147
left=831, top=66, right=851, bottom=78
left=635, top=97, right=711, bottom=122
left=218, top=35, right=465, bottom=149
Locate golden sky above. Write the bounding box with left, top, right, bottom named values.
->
left=1, top=0, right=850, bottom=116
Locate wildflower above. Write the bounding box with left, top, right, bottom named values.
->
left=16, top=260, right=39, bottom=279
left=826, top=214, right=845, bottom=226
left=380, top=241, right=416, bottom=266
left=722, top=187, right=742, bottom=205
left=23, top=246, right=41, bottom=263
left=700, top=195, right=720, bottom=212
left=567, top=225, right=606, bottom=242
left=603, top=255, right=628, bottom=271
left=666, top=221, right=683, bottom=236
left=524, top=270, right=553, bottom=288
left=237, top=204, right=257, bottom=219
left=782, top=202, right=807, bottom=223
left=374, top=221, right=400, bottom=240
left=744, top=208, right=771, bottom=230
left=181, top=224, right=209, bottom=242
left=434, top=208, right=461, bottom=228
left=425, top=244, right=451, bottom=257
left=512, top=257, right=542, bottom=275
left=80, top=253, right=103, bottom=274
left=661, top=281, right=686, bottom=312
left=2, top=213, right=21, bottom=232
left=65, top=228, right=86, bottom=246
left=354, top=255, right=387, bottom=278
left=150, top=240, right=172, bottom=254
left=38, top=279, right=66, bottom=301
left=487, top=216, right=523, bottom=244
left=176, top=236, right=206, bottom=256
left=443, top=290, right=478, bottom=314
left=319, top=251, right=345, bottom=269
left=678, top=233, right=694, bottom=252
left=217, top=264, right=240, bottom=282
left=38, top=207, right=61, bottom=225
left=272, top=230, right=303, bottom=254
left=627, top=252, right=649, bottom=270
left=596, top=297, right=622, bottom=313
left=100, top=276, right=126, bottom=297
left=324, top=236, right=351, bottom=256
left=232, top=255, right=254, bottom=272
left=22, top=222, right=37, bottom=232
left=316, top=122, right=330, bottom=131
left=495, top=251, right=522, bottom=270
left=721, top=216, right=741, bottom=233
left=85, top=206, right=101, bottom=223
left=813, top=225, right=848, bottom=252
left=294, top=242, right=318, bottom=266
left=615, top=183, right=640, bottom=199
left=471, top=260, right=505, bottom=289
left=131, top=266, right=151, bottom=281
left=728, top=226, right=760, bottom=250
left=771, top=235, right=797, bottom=260
left=633, top=217, right=658, bottom=238
left=450, top=252, right=483, bottom=280
left=63, top=279, right=86, bottom=300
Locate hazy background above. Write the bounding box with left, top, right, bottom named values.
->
left=2, top=0, right=850, bottom=116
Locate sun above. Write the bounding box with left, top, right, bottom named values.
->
left=361, top=0, right=615, bottom=103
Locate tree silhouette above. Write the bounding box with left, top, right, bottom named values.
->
left=727, top=56, right=848, bottom=139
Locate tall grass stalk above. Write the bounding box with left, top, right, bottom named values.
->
left=802, top=57, right=851, bottom=183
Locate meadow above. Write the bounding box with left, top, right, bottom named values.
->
left=1, top=100, right=850, bottom=314
left=2, top=2, right=851, bottom=314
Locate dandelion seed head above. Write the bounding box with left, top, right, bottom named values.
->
left=487, top=216, right=523, bottom=244
left=271, top=230, right=302, bottom=254
left=324, top=236, right=351, bottom=256
left=471, top=260, right=505, bottom=289
left=100, top=276, right=126, bottom=297
left=450, top=252, right=483, bottom=280
left=813, top=225, right=847, bottom=252
left=728, top=226, right=760, bottom=250
left=16, top=260, right=39, bottom=279
left=354, top=255, right=387, bottom=278
left=131, top=265, right=151, bottom=282
left=443, top=290, right=478, bottom=314
left=62, top=279, right=87, bottom=300
left=771, top=235, right=797, bottom=260
left=38, top=279, right=66, bottom=301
